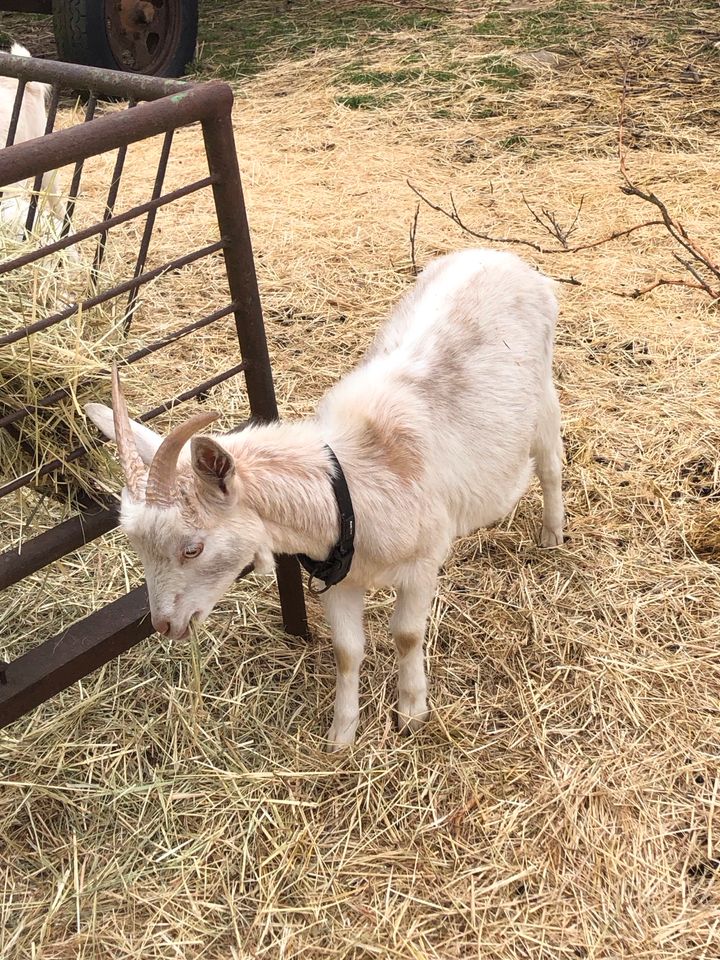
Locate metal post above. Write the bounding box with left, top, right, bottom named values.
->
left=201, top=101, right=309, bottom=639
left=275, top=555, right=310, bottom=640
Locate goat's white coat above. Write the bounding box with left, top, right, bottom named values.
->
left=0, top=43, right=64, bottom=233
left=86, top=248, right=564, bottom=748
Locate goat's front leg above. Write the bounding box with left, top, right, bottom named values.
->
left=321, top=584, right=366, bottom=751
left=390, top=570, right=437, bottom=733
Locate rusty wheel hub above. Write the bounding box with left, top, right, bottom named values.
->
left=106, top=0, right=181, bottom=73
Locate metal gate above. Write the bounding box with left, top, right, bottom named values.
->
left=0, top=53, right=308, bottom=728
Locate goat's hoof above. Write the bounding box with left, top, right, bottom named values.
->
left=325, top=719, right=358, bottom=752
left=396, top=702, right=429, bottom=734
left=540, top=526, right=564, bottom=548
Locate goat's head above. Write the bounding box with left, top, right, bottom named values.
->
left=85, top=366, right=274, bottom=640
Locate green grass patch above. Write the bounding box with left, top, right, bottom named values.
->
left=479, top=55, right=526, bottom=88
left=473, top=12, right=512, bottom=39
left=193, top=0, right=450, bottom=82
left=333, top=54, right=526, bottom=115
left=469, top=102, right=501, bottom=119
left=335, top=92, right=400, bottom=110
left=338, top=65, right=458, bottom=86
left=473, top=0, right=609, bottom=48
left=500, top=133, right=530, bottom=150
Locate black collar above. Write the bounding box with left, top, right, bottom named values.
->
left=297, top=446, right=355, bottom=594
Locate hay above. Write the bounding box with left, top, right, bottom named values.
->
left=2, top=2, right=720, bottom=957
left=0, top=212, right=133, bottom=498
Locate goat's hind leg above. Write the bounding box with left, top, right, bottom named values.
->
left=532, top=385, right=564, bottom=547
left=390, top=569, right=437, bottom=733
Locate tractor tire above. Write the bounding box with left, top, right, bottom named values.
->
left=52, top=0, right=198, bottom=77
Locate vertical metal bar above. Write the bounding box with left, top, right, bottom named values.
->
left=200, top=108, right=279, bottom=422
left=4, top=77, right=26, bottom=147
left=92, top=100, right=136, bottom=283
left=44, top=82, right=61, bottom=133
left=92, top=144, right=128, bottom=281
left=275, top=556, right=310, bottom=639
left=0, top=78, right=25, bottom=204
left=24, top=81, right=60, bottom=234
left=124, top=128, right=174, bottom=332
left=61, top=92, right=97, bottom=238
left=201, top=101, right=309, bottom=640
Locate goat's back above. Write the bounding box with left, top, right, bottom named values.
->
left=319, top=249, right=559, bottom=533
left=370, top=248, right=556, bottom=372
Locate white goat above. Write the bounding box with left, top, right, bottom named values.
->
left=86, top=248, right=564, bottom=749
left=1, top=43, right=64, bottom=235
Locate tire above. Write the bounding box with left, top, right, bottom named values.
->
left=52, top=0, right=198, bottom=77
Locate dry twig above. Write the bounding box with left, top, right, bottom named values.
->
left=408, top=180, right=663, bottom=256
left=617, top=64, right=720, bottom=300
left=409, top=202, right=420, bottom=276
left=522, top=195, right=584, bottom=249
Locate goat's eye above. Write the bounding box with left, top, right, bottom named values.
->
left=183, top=543, right=204, bottom=559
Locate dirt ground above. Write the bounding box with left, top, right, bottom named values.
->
left=1, top=2, right=719, bottom=958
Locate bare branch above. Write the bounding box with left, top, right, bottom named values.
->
left=673, top=254, right=716, bottom=297
left=616, top=276, right=711, bottom=299
left=566, top=196, right=584, bottom=240
left=409, top=69, right=720, bottom=304
left=521, top=197, right=584, bottom=250
left=408, top=180, right=546, bottom=252
left=522, top=195, right=564, bottom=246
left=549, top=274, right=582, bottom=286
left=408, top=181, right=663, bottom=255
left=620, top=181, right=720, bottom=284
left=617, top=60, right=720, bottom=299
left=409, top=202, right=420, bottom=277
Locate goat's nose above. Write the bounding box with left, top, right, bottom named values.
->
left=152, top=617, right=171, bottom=637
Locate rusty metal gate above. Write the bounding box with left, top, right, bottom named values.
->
left=0, top=53, right=308, bottom=728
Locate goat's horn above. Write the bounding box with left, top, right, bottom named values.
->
left=145, top=410, right=220, bottom=508
left=111, top=362, right=146, bottom=502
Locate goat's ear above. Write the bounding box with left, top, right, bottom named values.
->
left=84, top=402, right=162, bottom=466
left=191, top=436, right=235, bottom=493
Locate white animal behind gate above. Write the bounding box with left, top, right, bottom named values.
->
left=86, top=248, right=565, bottom=749
left=0, top=43, right=64, bottom=235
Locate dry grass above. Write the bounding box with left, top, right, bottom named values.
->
left=2, top=2, right=720, bottom=957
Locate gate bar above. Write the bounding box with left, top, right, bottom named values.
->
left=0, top=549, right=309, bottom=729
left=0, top=49, right=187, bottom=101
left=0, top=79, right=231, bottom=188
left=0, top=66, right=310, bottom=723
left=201, top=98, right=308, bottom=638
left=0, top=584, right=153, bottom=728
left=0, top=175, right=215, bottom=276
left=0, top=496, right=118, bottom=591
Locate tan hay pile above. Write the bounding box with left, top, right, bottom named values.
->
left=0, top=221, right=133, bottom=498
left=2, top=4, right=720, bottom=957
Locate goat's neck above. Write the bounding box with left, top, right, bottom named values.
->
left=226, top=422, right=340, bottom=559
